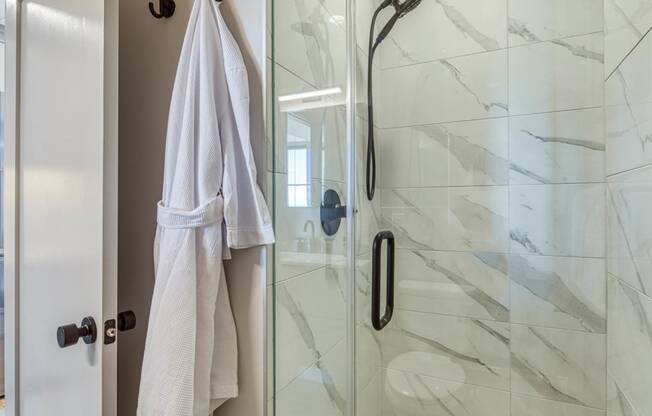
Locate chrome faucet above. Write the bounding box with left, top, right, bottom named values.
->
left=304, top=220, right=315, bottom=239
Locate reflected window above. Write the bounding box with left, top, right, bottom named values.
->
left=287, top=114, right=311, bottom=207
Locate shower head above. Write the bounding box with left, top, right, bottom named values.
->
left=371, top=0, right=422, bottom=50
left=393, top=0, right=422, bottom=17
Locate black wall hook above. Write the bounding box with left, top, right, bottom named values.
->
left=149, top=0, right=176, bottom=18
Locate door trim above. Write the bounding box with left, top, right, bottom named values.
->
left=102, top=0, right=119, bottom=414
left=3, top=1, right=120, bottom=414
left=5, top=0, right=21, bottom=414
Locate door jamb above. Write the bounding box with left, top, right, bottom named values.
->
left=5, top=0, right=21, bottom=414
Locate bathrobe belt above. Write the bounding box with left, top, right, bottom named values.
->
left=157, top=194, right=224, bottom=229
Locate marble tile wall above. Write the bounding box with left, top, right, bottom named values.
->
left=605, top=3, right=652, bottom=416
left=268, top=0, right=652, bottom=415
left=605, top=28, right=652, bottom=176
left=376, top=1, right=608, bottom=415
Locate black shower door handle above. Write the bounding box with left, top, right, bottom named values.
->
left=371, top=230, right=395, bottom=331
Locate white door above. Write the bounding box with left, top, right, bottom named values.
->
left=4, top=0, right=118, bottom=414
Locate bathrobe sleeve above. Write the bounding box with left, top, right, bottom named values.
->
left=221, top=124, right=275, bottom=249
left=218, top=10, right=274, bottom=250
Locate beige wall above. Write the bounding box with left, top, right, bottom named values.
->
left=118, top=1, right=269, bottom=415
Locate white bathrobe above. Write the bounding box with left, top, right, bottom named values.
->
left=137, top=0, right=274, bottom=414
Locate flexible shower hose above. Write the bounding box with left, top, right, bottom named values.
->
left=366, top=7, right=382, bottom=201
left=365, top=0, right=419, bottom=201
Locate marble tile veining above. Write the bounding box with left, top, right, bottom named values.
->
left=607, top=375, right=640, bottom=416
left=275, top=266, right=347, bottom=392
left=508, top=0, right=603, bottom=46
left=607, top=165, right=652, bottom=296
left=355, top=250, right=372, bottom=314
left=355, top=322, right=382, bottom=391
left=380, top=118, right=509, bottom=188
left=605, top=0, right=652, bottom=75
left=510, top=254, right=606, bottom=333
left=381, top=186, right=509, bottom=252
left=379, top=0, right=507, bottom=69
left=512, top=394, right=606, bottom=416
left=275, top=341, right=348, bottom=416
left=382, top=310, right=511, bottom=390
left=379, top=49, right=508, bottom=128
left=510, top=183, right=606, bottom=257
left=357, top=371, right=381, bottom=416
left=510, top=108, right=605, bottom=185
left=274, top=0, right=346, bottom=89
left=382, top=368, right=510, bottom=416
left=510, top=324, right=606, bottom=409
left=607, top=276, right=652, bottom=416
left=394, top=249, right=509, bottom=321
left=509, top=33, right=604, bottom=115
left=605, top=32, right=652, bottom=175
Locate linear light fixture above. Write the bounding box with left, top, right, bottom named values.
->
left=278, top=87, right=342, bottom=103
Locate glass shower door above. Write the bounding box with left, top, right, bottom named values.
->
left=354, top=2, right=611, bottom=416
left=270, top=0, right=355, bottom=412
left=271, top=0, right=652, bottom=415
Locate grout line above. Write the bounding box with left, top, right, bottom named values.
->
left=273, top=61, right=326, bottom=93
left=376, top=105, right=603, bottom=131
left=609, top=272, right=652, bottom=303
left=509, top=321, right=606, bottom=336
left=604, top=369, right=643, bottom=416
left=388, top=246, right=607, bottom=261
left=380, top=30, right=604, bottom=72
left=392, top=307, right=606, bottom=335
left=605, top=25, right=652, bottom=82
left=378, top=181, right=606, bottom=189
left=381, top=366, right=511, bottom=394
left=274, top=338, right=346, bottom=396
left=383, top=360, right=610, bottom=408
left=509, top=391, right=607, bottom=411
left=505, top=13, right=515, bottom=399
left=606, top=161, right=652, bottom=180
left=274, top=266, right=328, bottom=285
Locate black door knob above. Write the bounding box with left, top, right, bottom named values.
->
left=57, top=316, right=97, bottom=348
left=117, top=310, right=136, bottom=332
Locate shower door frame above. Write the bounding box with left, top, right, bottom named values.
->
left=345, top=0, right=357, bottom=411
